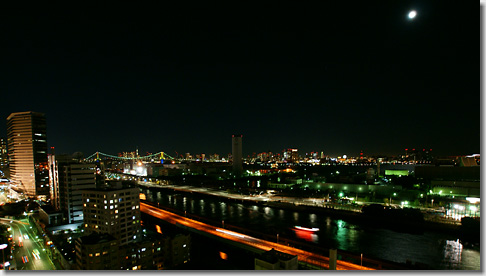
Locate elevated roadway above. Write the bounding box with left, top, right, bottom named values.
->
left=141, top=202, right=373, bottom=270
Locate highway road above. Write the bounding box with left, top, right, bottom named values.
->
left=141, top=202, right=373, bottom=270
left=0, top=218, right=55, bottom=270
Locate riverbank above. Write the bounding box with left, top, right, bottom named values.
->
left=138, top=181, right=466, bottom=237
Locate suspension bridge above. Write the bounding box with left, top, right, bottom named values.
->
left=84, top=151, right=176, bottom=162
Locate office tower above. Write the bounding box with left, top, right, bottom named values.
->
left=49, top=154, right=96, bottom=224
left=232, top=134, right=243, bottom=176
left=48, top=154, right=60, bottom=210
left=63, top=164, right=96, bottom=223
left=82, top=184, right=141, bottom=246
left=0, top=138, right=7, bottom=167
left=6, top=111, right=49, bottom=199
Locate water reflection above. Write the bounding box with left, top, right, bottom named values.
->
left=309, top=213, right=317, bottom=224
left=442, top=239, right=463, bottom=269
left=334, top=220, right=349, bottom=248
left=220, top=202, right=227, bottom=217
left=294, top=229, right=319, bottom=243
left=142, top=187, right=479, bottom=270
left=237, top=204, right=243, bottom=217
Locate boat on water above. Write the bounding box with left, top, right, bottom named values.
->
left=294, top=226, right=320, bottom=232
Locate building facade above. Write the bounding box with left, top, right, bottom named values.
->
left=255, top=248, right=298, bottom=270
left=0, top=138, right=7, bottom=168
left=75, top=233, right=120, bottom=270
left=7, top=111, right=49, bottom=199
left=231, top=134, right=243, bottom=176
left=60, top=163, right=97, bottom=224
left=82, top=185, right=141, bottom=246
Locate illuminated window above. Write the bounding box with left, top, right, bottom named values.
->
left=219, top=252, right=228, bottom=260
left=89, top=254, right=93, bottom=257
left=110, top=200, right=113, bottom=204
left=95, top=253, right=100, bottom=257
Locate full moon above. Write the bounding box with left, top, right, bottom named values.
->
left=408, top=10, right=417, bottom=19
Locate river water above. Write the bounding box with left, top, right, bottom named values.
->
left=140, top=186, right=480, bottom=270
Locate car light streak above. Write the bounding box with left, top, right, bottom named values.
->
left=215, top=229, right=246, bottom=238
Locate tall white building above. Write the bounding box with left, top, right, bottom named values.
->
left=82, top=185, right=141, bottom=246
left=232, top=134, right=243, bottom=176
left=7, top=111, right=49, bottom=199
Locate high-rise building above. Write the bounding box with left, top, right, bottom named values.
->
left=0, top=138, right=8, bottom=167
left=232, top=134, right=243, bottom=176
left=7, top=111, right=49, bottom=199
left=63, top=165, right=96, bottom=223
left=81, top=184, right=141, bottom=246
left=284, top=148, right=299, bottom=163
left=48, top=154, right=96, bottom=224
left=48, top=154, right=61, bottom=210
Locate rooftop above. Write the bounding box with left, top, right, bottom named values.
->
left=79, top=232, right=116, bottom=245
left=257, top=248, right=296, bottom=264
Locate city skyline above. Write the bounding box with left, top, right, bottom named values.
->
left=0, top=3, right=478, bottom=157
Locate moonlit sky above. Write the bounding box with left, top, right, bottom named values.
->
left=0, top=2, right=478, bottom=158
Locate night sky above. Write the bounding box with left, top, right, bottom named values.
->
left=0, top=2, right=478, bottom=158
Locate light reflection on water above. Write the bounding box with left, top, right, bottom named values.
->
left=442, top=239, right=463, bottom=269
left=309, top=213, right=317, bottom=224
left=294, top=229, right=319, bottom=243
left=220, top=202, right=227, bottom=217
left=144, top=187, right=480, bottom=270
